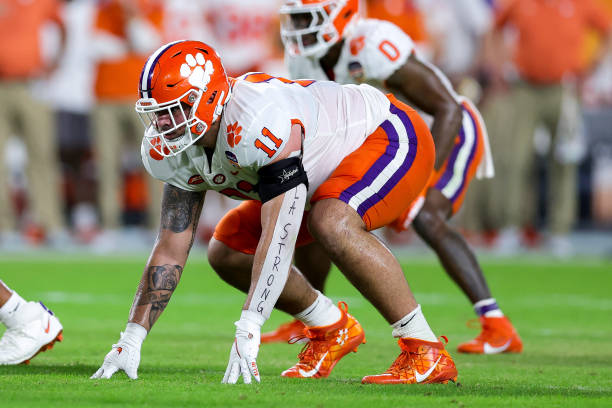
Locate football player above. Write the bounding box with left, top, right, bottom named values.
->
left=0, top=280, right=63, bottom=365
left=92, top=40, right=457, bottom=385
left=261, top=0, right=522, bottom=356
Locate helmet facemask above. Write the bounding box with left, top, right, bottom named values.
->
left=136, top=40, right=231, bottom=158
left=280, top=1, right=341, bottom=58
left=136, top=89, right=208, bottom=157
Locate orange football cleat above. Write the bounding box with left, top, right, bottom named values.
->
left=281, top=302, right=366, bottom=378
left=457, top=316, right=523, bottom=354
left=361, top=337, right=458, bottom=384
left=261, top=319, right=307, bottom=344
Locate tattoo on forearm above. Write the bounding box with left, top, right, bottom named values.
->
left=188, top=194, right=204, bottom=249
left=137, top=264, right=183, bottom=328
left=160, top=184, right=204, bottom=233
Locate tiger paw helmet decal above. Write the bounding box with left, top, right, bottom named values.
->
left=180, top=53, right=215, bottom=90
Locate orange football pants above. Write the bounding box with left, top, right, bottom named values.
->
left=213, top=94, right=435, bottom=254
left=390, top=98, right=486, bottom=231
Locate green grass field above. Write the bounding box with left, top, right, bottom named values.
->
left=0, top=253, right=611, bottom=407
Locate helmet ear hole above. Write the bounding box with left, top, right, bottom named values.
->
left=206, top=90, right=218, bottom=104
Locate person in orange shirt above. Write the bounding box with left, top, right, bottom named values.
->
left=205, top=0, right=285, bottom=76
left=480, top=0, right=611, bottom=256
left=364, top=0, right=430, bottom=55
left=91, top=0, right=164, bottom=247
left=0, top=0, right=67, bottom=247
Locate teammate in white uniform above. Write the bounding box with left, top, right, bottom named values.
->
left=258, top=0, right=522, bottom=358
left=91, top=40, right=458, bottom=385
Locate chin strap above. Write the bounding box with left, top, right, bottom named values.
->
left=214, top=88, right=230, bottom=118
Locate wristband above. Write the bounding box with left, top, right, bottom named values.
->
left=236, top=310, right=266, bottom=332
left=123, top=322, right=148, bottom=347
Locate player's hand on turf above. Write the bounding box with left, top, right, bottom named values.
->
left=222, top=312, right=263, bottom=384
left=91, top=325, right=146, bottom=380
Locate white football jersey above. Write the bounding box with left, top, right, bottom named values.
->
left=287, top=18, right=415, bottom=88
left=286, top=18, right=494, bottom=179
left=141, top=74, right=391, bottom=202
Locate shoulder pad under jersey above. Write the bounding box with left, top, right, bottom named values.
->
left=347, top=19, right=415, bottom=81
left=222, top=85, right=293, bottom=169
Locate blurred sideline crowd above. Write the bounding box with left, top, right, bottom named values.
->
left=1, top=0, right=611, bottom=256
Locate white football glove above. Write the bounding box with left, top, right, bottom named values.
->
left=222, top=311, right=264, bottom=384
left=91, top=323, right=147, bottom=380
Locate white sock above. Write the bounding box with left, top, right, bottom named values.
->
left=474, top=298, right=504, bottom=318
left=0, top=291, right=27, bottom=328
left=391, top=304, right=437, bottom=342
left=294, top=291, right=342, bottom=328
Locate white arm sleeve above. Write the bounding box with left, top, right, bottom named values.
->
left=246, top=183, right=307, bottom=320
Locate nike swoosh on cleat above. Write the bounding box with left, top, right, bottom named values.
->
left=298, top=351, right=329, bottom=377
left=483, top=340, right=511, bottom=354
left=44, top=319, right=50, bottom=334
left=414, top=355, right=442, bottom=383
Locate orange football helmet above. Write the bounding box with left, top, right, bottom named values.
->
left=279, top=0, right=359, bottom=58
left=135, top=40, right=231, bottom=157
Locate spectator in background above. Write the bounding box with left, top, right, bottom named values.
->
left=0, top=0, right=68, bottom=248
left=91, top=0, right=163, bottom=248
left=581, top=0, right=612, bottom=106
left=480, top=0, right=612, bottom=256
left=161, top=0, right=213, bottom=44
left=581, top=1, right=612, bottom=230
left=364, top=0, right=431, bottom=58
left=205, top=0, right=286, bottom=76
left=417, top=0, right=493, bottom=94
left=37, top=0, right=98, bottom=244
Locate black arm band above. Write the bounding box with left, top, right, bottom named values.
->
left=257, top=156, right=309, bottom=203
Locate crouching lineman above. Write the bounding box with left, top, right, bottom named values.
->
left=260, top=0, right=522, bottom=356
left=91, top=40, right=457, bottom=385
left=0, top=280, right=63, bottom=365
